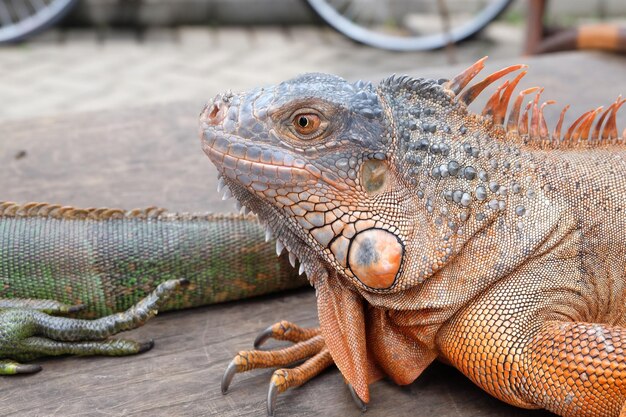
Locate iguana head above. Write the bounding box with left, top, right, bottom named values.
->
left=200, top=73, right=413, bottom=291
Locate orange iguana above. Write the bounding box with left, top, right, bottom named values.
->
left=200, top=57, right=626, bottom=417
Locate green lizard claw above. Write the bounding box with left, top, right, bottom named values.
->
left=137, top=339, right=155, bottom=353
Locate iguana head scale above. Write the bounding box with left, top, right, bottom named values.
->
left=200, top=73, right=412, bottom=290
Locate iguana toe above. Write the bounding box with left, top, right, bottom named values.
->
left=253, top=320, right=320, bottom=349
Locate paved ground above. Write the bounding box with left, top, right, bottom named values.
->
left=0, top=24, right=523, bottom=122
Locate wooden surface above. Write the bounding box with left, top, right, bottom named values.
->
left=0, top=52, right=625, bottom=416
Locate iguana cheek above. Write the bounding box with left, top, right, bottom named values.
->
left=347, top=228, right=403, bottom=289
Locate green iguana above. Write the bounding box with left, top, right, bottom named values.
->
left=0, top=202, right=303, bottom=373
left=200, top=57, right=626, bottom=417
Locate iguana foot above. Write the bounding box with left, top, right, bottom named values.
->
left=222, top=321, right=334, bottom=416
left=0, top=278, right=187, bottom=370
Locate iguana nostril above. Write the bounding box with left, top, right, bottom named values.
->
left=205, top=101, right=227, bottom=126
left=209, top=104, right=220, bottom=120
left=204, top=94, right=232, bottom=126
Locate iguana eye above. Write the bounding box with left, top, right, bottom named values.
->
left=289, top=111, right=326, bottom=139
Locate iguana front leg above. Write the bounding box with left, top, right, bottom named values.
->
left=0, top=278, right=188, bottom=374
left=438, top=269, right=626, bottom=417
left=524, top=321, right=626, bottom=416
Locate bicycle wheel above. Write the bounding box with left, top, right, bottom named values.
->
left=307, top=0, right=515, bottom=51
left=0, top=0, right=78, bottom=44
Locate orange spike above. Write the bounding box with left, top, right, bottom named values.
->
left=564, top=110, right=593, bottom=141
left=445, top=56, right=488, bottom=95
left=519, top=101, right=532, bottom=136
left=482, top=80, right=509, bottom=118
left=576, top=107, right=602, bottom=141
left=553, top=105, right=570, bottom=142
left=530, top=89, right=544, bottom=140
left=605, top=98, right=626, bottom=139
left=539, top=100, right=556, bottom=141
left=458, top=64, right=527, bottom=105
left=507, top=87, right=540, bottom=133
left=592, top=102, right=615, bottom=142
left=493, top=70, right=527, bottom=126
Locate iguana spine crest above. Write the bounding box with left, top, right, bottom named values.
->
left=0, top=201, right=257, bottom=222
left=445, top=57, right=625, bottom=149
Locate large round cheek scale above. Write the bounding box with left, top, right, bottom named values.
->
left=347, top=228, right=403, bottom=289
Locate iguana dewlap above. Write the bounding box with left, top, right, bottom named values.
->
left=200, top=58, right=626, bottom=417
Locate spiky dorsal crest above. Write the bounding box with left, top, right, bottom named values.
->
left=444, top=57, right=626, bottom=149
left=0, top=201, right=254, bottom=221
left=380, top=73, right=448, bottom=99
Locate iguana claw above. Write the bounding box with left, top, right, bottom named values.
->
left=347, top=383, right=367, bottom=412
left=253, top=325, right=275, bottom=349
left=220, top=361, right=237, bottom=394
left=253, top=320, right=320, bottom=349
left=267, top=381, right=279, bottom=416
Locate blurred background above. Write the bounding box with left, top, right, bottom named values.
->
left=0, top=0, right=625, bottom=123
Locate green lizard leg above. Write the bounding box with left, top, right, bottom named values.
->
left=0, top=278, right=187, bottom=370
left=0, top=359, right=41, bottom=375
left=33, top=278, right=188, bottom=342
left=0, top=299, right=84, bottom=315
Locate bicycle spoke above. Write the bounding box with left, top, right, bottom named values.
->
left=436, top=0, right=457, bottom=62
left=11, top=0, right=31, bottom=21
left=0, top=1, right=14, bottom=26
left=30, top=0, right=47, bottom=12
left=330, top=0, right=351, bottom=15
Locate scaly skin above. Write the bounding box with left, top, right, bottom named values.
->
left=0, top=202, right=303, bottom=371
left=200, top=59, right=626, bottom=416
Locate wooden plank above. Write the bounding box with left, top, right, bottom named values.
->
left=1, top=52, right=625, bottom=416
left=0, top=289, right=553, bottom=417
